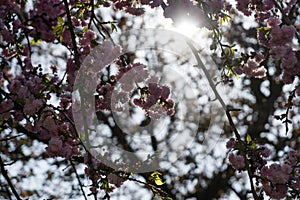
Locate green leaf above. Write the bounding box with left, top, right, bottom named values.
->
left=250, top=143, right=257, bottom=149
left=111, top=23, right=117, bottom=32
left=150, top=171, right=165, bottom=186
left=78, top=132, right=85, bottom=140
left=210, top=43, right=217, bottom=51
left=57, top=17, right=64, bottom=24
left=151, top=171, right=161, bottom=177
left=30, top=39, right=41, bottom=45
left=59, top=35, right=63, bottom=43
left=75, top=2, right=84, bottom=8
left=219, top=14, right=231, bottom=25
left=101, top=182, right=111, bottom=189
left=82, top=26, right=88, bottom=33
left=246, top=134, right=252, bottom=143
left=154, top=179, right=165, bottom=186
left=78, top=8, right=85, bottom=18
left=53, top=24, right=63, bottom=35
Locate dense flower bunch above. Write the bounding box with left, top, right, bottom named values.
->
left=235, top=0, right=300, bottom=92
left=83, top=152, right=128, bottom=195
left=0, top=0, right=96, bottom=162
left=29, top=0, right=65, bottom=42
left=234, top=53, right=267, bottom=78
left=260, top=150, right=300, bottom=199
left=133, top=82, right=175, bottom=119
left=227, top=137, right=300, bottom=199
left=96, top=61, right=175, bottom=119
left=110, top=0, right=162, bottom=15
left=262, top=17, right=298, bottom=84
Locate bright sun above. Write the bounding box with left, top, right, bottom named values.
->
left=172, top=20, right=200, bottom=38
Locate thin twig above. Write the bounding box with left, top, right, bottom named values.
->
left=70, top=160, right=87, bottom=200
left=0, top=134, right=24, bottom=142
left=0, top=156, right=22, bottom=200
left=126, top=176, right=169, bottom=197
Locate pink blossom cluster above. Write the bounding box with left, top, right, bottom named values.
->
left=260, top=149, right=300, bottom=199
left=7, top=65, right=47, bottom=117
left=265, top=17, right=298, bottom=84
left=29, top=0, right=65, bottom=42
left=235, top=0, right=299, bottom=88
left=46, top=135, right=79, bottom=158
left=0, top=1, right=29, bottom=58
left=227, top=137, right=300, bottom=199
left=109, top=0, right=162, bottom=16
left=226, top=138, right=269, bottom=171
left=0, top=11, right=19, bottom=44
left=234, top=53, right=267, bottom=78
left=72, top=17, right=97, bottom=55
left=83, top=153, right=126, bottom=195
left=0, top=99, right=14, bottom=121
left=257, top=17, right=299, bottom=84
left=133, top=82, right=175, bottom=119
left=0, top=49, right=80, bottom=159
left=96, top=60, right=144, bottom=111
left=235, top=0, right=274, bottom=21
left=35, top=108, right=80, bottom=158
left=94, top=60, right=175, bottom=119
left=79, top=30, right=97, bottom=48
left=228, top=153, right=245, bottom=170
left=95, top=62, right=147, bottom=111
left=96, top=83, right=115, bottom=111
left=260, top=163, right=291, bottom=199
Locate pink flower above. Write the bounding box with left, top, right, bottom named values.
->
left=226, top=138, right=236, bottom=149
left=261, top=147, right=271, bottom=158
left=125, top=7, right=145, bottom=16
left=236, top=0, right=251, bottom=16
left=241, top=59, right=267, bottom=78
left=261, top=163, right=291, bottom=184
left=46, top=137, right=63, bottom=156
left=261, top=181, right=288, bottom=199
left=160, top=86, right=170, bottom=100
left=24, top=96, right=44, bottom=115
left=79, top=30, right=96, bottom=47
left=228, top=153, right=245, bottom=170
left=282, top=72, right=294, bottom=84
left=0, top=99, right=14, bottom=113
left=262, top=0, right=274, bottom=10
left=296, top=86, right=300, bottom=96
left=42, top=116, right=58, bottom=135
left=267, top=17, right=281, bottom=27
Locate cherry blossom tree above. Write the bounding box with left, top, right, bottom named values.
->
left=0, top=0, right=300, bottom=199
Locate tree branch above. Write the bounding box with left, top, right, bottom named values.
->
left=0, top=156, right=21, bottom=200
left=186, top=40, right=260, bottom=200
left=63, top=0, right=80, bottom=69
